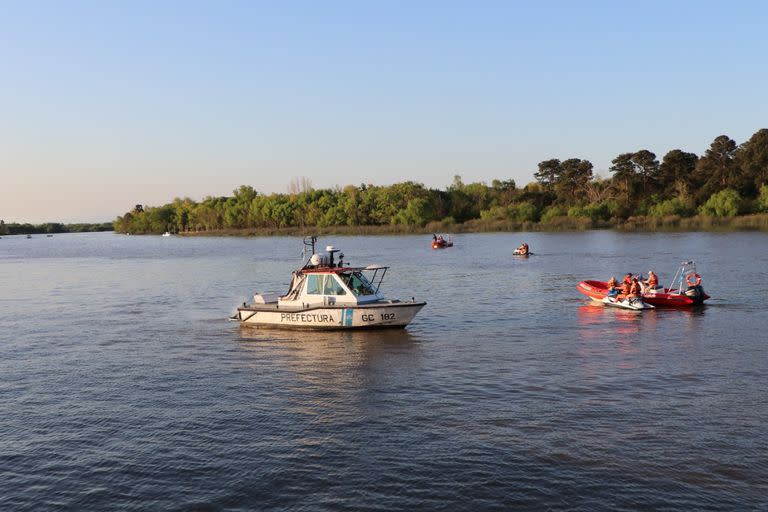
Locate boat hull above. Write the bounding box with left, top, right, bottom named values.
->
left=577, top=280, right=709, bottom=307
left=236, top=301, right=426, bottom=330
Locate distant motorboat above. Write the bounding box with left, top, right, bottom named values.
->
left=513, top=242, right=531, bottom=256
left=26, top=234, right=32, bottom=239
left=431, top=234, right=453, bottom=249
left=162, top=232, right=172, bottom=237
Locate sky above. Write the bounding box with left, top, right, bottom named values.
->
left=1, top=1, right=767, bottom=223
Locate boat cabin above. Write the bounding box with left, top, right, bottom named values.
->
left=277, top=266, right=387, bottom=307
left=248, top=241, right=393, bottom=308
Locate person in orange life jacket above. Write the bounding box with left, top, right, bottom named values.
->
left=619, top=279, right=632, bottom=298
left=621, top=273, right=633, bottom=296
left=646, top=270, right=658, bottom=289
left=628, top=277, right=641, bottom=298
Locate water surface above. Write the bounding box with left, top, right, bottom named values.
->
left=1, top=232, right=767, bottom=510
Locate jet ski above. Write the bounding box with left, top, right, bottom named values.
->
left=602, top=295, right=655, bottom=310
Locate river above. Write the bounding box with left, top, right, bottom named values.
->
left=1, top=231, right=767, bottom=510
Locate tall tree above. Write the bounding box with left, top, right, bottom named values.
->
left=631, top=150, right=659, bottom=195
left=694, top=135, right=740, bottom=200
left=556, top=158, right=593, bottom=204
left=658, top=149, right=698, bottom=198
left=736, top=128, right=768, bottom=194
left=609, top=153, right=637, bottom=203
left=534, top=159, right=562, bottom=190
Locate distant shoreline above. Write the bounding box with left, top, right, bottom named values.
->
left=161, top=214, right=768, bottom=237
left=0, top=221, right=113, bottom=236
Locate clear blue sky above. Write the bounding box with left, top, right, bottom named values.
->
left=1, top=0, right=767, bottom=222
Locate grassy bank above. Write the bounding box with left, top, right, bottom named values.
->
left=171, top=214, right=768, bottom=237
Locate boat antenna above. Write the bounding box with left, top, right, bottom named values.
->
left=302, top=235, right=317, bottom=264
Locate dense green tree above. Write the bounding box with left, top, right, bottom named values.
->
left=758, top=184, right=768, bottom=212
left=556, top=159, right=593, bottom=204
left=736, top=128, right=768, bottom=192
left=534, top=159, right=562, bottom=190
left=648, top=197, right=695, bottom=217
left=694, top=135, right=741, bottom=201
left=657, top=150, right=698, bottom=198
left=609, top=153, right=637, bottom=204
left=632, top=150, right=659, bottom=195
left=698, top=189, right=742, bottom=217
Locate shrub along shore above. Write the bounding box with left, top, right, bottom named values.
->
left=113, top=129, right=768, bottom=235
left=174, top=213, right=768, bottom=237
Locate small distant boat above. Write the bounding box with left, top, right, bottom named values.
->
left=431, top=235, right=453, bottom=249
left=513, top=243, right=531, bottom=256
left=234, top=236, right=426, bottom=330
left=162, top=232, right=171, bottom=237
left=577, top=261, right=710, bottom=308
left=46, top=234, right=53, bottom=238
left=26, top=234, right=32, bottom=239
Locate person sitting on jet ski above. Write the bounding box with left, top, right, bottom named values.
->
left=607, top=276, right=619, bottom=297
left=628, top=278, right=642, bottom=299
left=619, top=279, right=632, bottom=298
left=515, top=242, right=529, bottom=255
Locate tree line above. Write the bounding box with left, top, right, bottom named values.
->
left=0, top=221, right=114, bottom=236
left=114, top=129, right=768, bottom=234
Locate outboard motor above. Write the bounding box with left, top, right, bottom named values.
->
left=685, top=284, right=705, bottom=303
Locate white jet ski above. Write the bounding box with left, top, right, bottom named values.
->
left=602, top=295, right=655, bottom=311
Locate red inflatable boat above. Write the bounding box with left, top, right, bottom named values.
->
left=577, top=261, right=710, bottom=308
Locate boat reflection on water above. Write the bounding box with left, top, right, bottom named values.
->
left=236, top=327, right=423, bottom=390
left=576, top=302, right=644, bottom=334
left=235, top=328, right=424, bottom=423
left=576, top=301, right=706, bottom=341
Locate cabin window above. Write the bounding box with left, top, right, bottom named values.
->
left=306, top=274, right=347, bottom=296
left=342, top=272, right=375, bottom=296
left=323, top=275, right=347, bottom=296
left=306, top=274, right=323, bottom=295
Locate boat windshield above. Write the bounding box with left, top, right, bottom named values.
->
left=341, top=271, right=376, bottom=296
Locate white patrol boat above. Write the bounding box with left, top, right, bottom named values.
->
left=234, top=236, right=426, bottom=330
